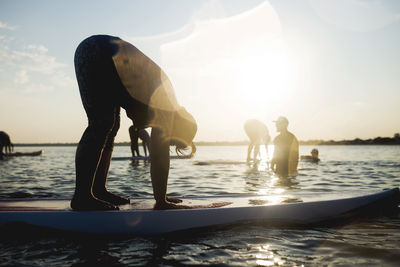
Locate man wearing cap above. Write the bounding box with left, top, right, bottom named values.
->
left=270, top=116, right=299, bottom=178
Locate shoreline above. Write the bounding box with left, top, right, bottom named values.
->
left=13, top=139, right=400, bottom=147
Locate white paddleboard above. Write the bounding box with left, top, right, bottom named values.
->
left=0, top=188, right=398, bottom=235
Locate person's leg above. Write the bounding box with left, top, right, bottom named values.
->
left=264, top=143, right=270, bottom=167
left=129, top=126, right=140, bottom=157
left=92, top=107, right=130, bottom=205
left=254, top=145, right=260, bottom=160
left=247, top=142, right=254, bottom=162
left=142, top=141, right=148, bottom=157
left=71, top=36, right=118, bottom=210
left=71, top=119, right=118, bottom=210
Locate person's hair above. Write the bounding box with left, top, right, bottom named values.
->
left=175, top=142, right=196, bottom=158
left=171, top=107, right=197, bottom=151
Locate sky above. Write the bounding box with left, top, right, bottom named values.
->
left=0, top=0, right=399, bottom=143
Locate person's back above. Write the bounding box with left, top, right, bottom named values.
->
left=273, top=131, right=298, bottom=177
left=244, top=120, right=269, bottom=140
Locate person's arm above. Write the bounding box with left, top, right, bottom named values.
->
left=270, top=144, right=276, bottom=172
left=150, top=127, right=169, bottom=205
left=270, top=158, right=276, bottom=172
left=150, top=127, right=189, bottom=209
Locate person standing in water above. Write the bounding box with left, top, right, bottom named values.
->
left=270, top=116, right=299, bottom=178
left=129, top=125, right=151, bottom=158
left=72, top=35, right=197, bottom=211
left=0, top=131, right=13, bottom=160
left=244, top=119, right=270, bottom=163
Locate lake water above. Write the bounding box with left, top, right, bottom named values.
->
left=1, top=145, right=399, bottom=266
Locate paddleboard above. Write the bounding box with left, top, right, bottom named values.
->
left=113, top=156, right=150, bottom=161
left=0, top=188, right=398, bottom=235
left=112, top=155, right=191, bottom=161
left=7, top=150, right=43, bottom=157
left=193, top=160, right=248, bottom=165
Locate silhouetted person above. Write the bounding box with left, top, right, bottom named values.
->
left=129, top=126, right=151, bottom=157
left=300, top=148, right=320, bottom=163
left=271, top=116, right=298, bottom=178
left=244, top=119, right=270, bottom=162
left=0, top=131, right=13, bottom=160
left=71, top=35, right=197, bottom=211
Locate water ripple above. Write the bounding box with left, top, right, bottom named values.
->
left=1, top=145, right=400, bottom=266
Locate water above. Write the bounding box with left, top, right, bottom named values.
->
left=1, top=145, right=399, bottom=266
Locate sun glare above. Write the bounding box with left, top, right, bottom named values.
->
left=234, top=44, right=294, bottom=113
left=159, top=1, right=298, bottom=140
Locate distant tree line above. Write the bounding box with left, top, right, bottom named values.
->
left=13, top=133, right=400, bottom=146
left=301, top=133, right=400, bottom=146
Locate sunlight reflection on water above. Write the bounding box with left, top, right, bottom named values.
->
left=1, top=145, right=399, bottom=266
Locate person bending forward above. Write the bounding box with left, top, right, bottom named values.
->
left=71, top=35, right=197, bottom=211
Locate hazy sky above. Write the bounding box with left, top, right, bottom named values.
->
left=0, top=0, right=399, bottom=143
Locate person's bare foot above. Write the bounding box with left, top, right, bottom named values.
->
left=94, top=190, right=130, bottom=206
left=166, top=196, right=183, bottom=203
left=70, top=194, right=118, bottom=211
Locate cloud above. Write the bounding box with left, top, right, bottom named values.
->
left=14, top=70, right=29, bottom=84
left=50, top=71, right=75, bottom=88
left=190, top=0, right=227, bottom=21
left=309, top=0, right=400, bottom=32
left=22, top=83, right=55, bottom=93
left=0, top=32, right=74, bottom=93
left=4, top=44, right=66, bottom=74
left=0, top=21, right=17, bottom=30
left=122, top=0, right=227, bottom=67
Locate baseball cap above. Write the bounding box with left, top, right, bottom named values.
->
left=273, top=116, right=289, bottom=125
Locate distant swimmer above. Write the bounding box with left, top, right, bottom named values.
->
left=71, top=35, right=197, bottom=211
left=270, top=116, right=299, bottom=178
left=300, top=148, right=320, bottom=163
left=0, top=131, right=13, bottom=160
left=129, top=125, right=151, bottom=158
left=244, top=119, right=270, bottom=163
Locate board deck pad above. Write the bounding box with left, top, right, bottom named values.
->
left=0, top=195, right=296, bottom=211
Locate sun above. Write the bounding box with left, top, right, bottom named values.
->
left=233, top=43, right=295, bottom=114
